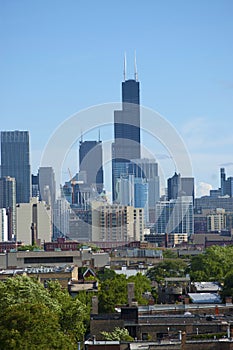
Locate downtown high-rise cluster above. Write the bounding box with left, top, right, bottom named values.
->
left=1, top=62, right=233, bottom=248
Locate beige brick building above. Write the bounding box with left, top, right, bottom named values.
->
left=92, top=202, right=144, bottom=242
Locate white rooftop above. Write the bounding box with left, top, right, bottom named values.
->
left=188, top=292, right=221, bottom=304
left=193, top=281, right=222, bottom=292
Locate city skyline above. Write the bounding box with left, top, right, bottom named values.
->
left=1, top=1, right=233, bottom=197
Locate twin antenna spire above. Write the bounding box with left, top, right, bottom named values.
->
left=124, top=51, right=138, bottom=82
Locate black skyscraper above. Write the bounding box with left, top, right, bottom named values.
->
left=112, top=59, right=141, bottom=201
left=167, top=172, right=194, bottom=203
left=79, top=140, right=104, bottom=194
left=1, top=131, right=31, bottom=203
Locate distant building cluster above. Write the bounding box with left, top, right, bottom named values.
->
left=1, top=64, right=233, bottom=249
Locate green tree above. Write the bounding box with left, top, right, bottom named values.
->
left=146, top=259, right=188, bottom=283
left=128, top=273, right=152, bottom=304
left=189, top=246, right=233, bottom=282
left=162, top=249, right=178, bottom=259
left=97, top=267, right=117, bottom=282
left=98, top=271, right=153, bottom=312
left=17, top=244, right=41, bottom=251
left=221, top=270, right=233, bottom=300
left=0, top=276, right=88, bottom=346
left=46, top=280, right=88, bottom=342
left=0, top=275, right=60, bottom=312
left=101, top=327, right=134, bottom=341
left=98, top=274, right=128, bottom=313
left=0, top=303, right=75, bottom=350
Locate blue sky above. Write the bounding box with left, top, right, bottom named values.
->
left=1, top=0, right=233, bottom=196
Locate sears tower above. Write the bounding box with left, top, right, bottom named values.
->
left=112, top=56, right=141, bottom=201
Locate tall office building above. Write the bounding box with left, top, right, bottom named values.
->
left=116, top=174, right=135, bottom=207
left=220, top=168, right=233, bottom=197
left=128, top=158, right=160, bottom=223
left=32, top=174, right=39, bottom=198
left=53, top=197, right=70, bottom=239
left=112, top=59, right=141, bottom=201
left=0, top=208, right=8, bottom=241
left=38, top=166, right=56, bottom=206
left=16, top=197, right=52, bottom=245
left=79, top=140, right=104, bottom=194
left=167, top=173, right=181, bottom=201
left=1, top=131, right=31, bottom=203
left=155, top=196, right=194, bottom=235
left=0, top=176, right=16, bottom=240
left=167, top=172, right=194, bottom=203
left=115, top=159, right=160, bottom=224
left=92, top=202, right=144, bottom=242
left=220, top=168, right=226, bottom=196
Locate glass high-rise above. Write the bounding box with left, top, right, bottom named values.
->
left=112, top=77, right=141, bottom=201
left=79, top=140, right=104, bottom=194
left=1, top=131, right=31, bottom=203
left=0, top=176, right=16, bottom=240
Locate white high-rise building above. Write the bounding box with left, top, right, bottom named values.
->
left=16, top=197, right=52, bottom=245
left=0, top=208, right=8, bottom=242
left=155, top=196, right=193, bottom=235
left=116, top=174, right=134, bottom=206
left=53, top=197, right=70, bottom=238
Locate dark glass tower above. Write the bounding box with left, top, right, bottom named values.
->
left=1, top=131, right=31, bottom=203
left=0, top=176, right=16, bottom=240
left=112, top=72, right=141, bottom=201
left=79, top=140, right=104, bottom=194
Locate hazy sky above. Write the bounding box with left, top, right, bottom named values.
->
left=1, top=0, right=233, bottom=197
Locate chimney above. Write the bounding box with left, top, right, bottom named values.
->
left=181, top=331, right=186, bottom=350
left=128, top=282, right=135, bottom=307
left=225, top=296, right=232, bottom=305
left=91, top=296, right=98, bottom=314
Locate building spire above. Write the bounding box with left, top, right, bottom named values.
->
left=134, top=50, right=138, bottom=81
left=123, top=52, right=127, bottom=81
left=98, top=129, right=101, bottom=142
left=80, top=130, right=83, bottom=143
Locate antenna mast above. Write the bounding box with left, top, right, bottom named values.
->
left=134, top=50, right=138, bottom=81
left=123, top=52, right=127, bottom=81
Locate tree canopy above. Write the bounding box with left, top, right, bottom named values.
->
left=146, top=259, right=188, bottom=284
left=0, top=303, right=74, bottom=350
left=98, top=271, right=152, bottom=313
left=0, top=276, right=89, bottom=349
left=189, top=245, right=233, bottom=282
left=101, top=327, right=134, bottom=341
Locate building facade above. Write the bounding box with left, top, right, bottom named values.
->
left=155, top=196, right=194, bottom=235
left=53, top=197, right=70, bottom=239
left=16, top=197, right=52, bottom=245
left=79, top=140, right=104, bottom=194
left=1, top=131, right=31, bottom=203
left=38, top=166, right=56, bottom=206
left=220, top=167, right=233, bottom=197
left=69, top=206, right=92, bottom=241
left=112, top=74, right=141, bottom=202
left=92, top=202, right=144, bottom=242
left=0, top=176, right=16, bottom=239
left=0, top=208, right=8, bottom=242
left=167, top=172, right=194, bottom=203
